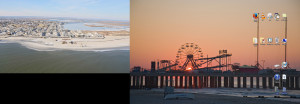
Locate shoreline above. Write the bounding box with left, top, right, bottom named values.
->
left=0, top=36, right=129, bottom=51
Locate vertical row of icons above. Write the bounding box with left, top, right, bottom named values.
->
left=253, top=37, right=286, bottom=44
left=253, top=13, right=287, bottom=21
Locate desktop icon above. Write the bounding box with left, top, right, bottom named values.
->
left=253, top=13, right=259, bottom=19
left=274, top=74, right=280, bottom=80
left=253, top=37, right=257, bottom=44
left=282, top=13, right=287, bottom=18
left=282, top=87, right=288, bottom=95
left=260, top=38, right=265, bottom=44
left=261, top=13, right=266, bottom=20
left=282, top=13, right=287, bottom=21
left=282, top=74, right=286, bottom=80
left=275, top=37, right=279, bottom=43
left=282, top=62, right=287, bottom=68
left=282, top=38, right=287, bottom=43
left=268, top=38, right=272, bottom=43
left=267, top=13, right=273, bottom=21
left=274, top=13, right=280, bottom=21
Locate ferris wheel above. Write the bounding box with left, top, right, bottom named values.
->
left=175, top=43, right=203, bottom=70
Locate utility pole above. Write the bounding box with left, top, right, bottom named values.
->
left=256, top=16, right=260, bottom=69
left=284, top=16, right=288, bottom=69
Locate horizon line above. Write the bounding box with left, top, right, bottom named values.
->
left=0, top=15, right=129, bottom=21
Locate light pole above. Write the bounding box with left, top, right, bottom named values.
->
left=284, top=15, right=288, bottom=69
left=256, top=14, right=260, bottom=69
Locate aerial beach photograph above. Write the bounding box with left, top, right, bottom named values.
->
left=130, top=0, right=300, bottom=104
left=0, top=0, right=129, bottom=73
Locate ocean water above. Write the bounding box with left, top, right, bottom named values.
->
left=0, top=43, right=129, bottom=73
left=63, top=22, right=129, bottom=31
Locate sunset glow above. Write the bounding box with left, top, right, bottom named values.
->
left=131, top=0, right=300, bottom=71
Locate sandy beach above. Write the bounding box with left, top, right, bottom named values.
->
left=130, top=89, right=299, bottom=104
left=0, top=36, right=129, bottom=51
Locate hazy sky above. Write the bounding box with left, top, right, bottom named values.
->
left=0, top=0, right=129, bottom=20
left=131, top=0, right=300, bottom=70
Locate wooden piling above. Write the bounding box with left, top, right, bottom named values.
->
left=185, top=76, right=188, bottom=88
left=175, top=76, right=178, bottom=88
left=243, top=77, right=247, bottom=88
left=268, top=77, right=273, bottom=89
left=180, top=76, right=183, bottom=88
left=256, top=76, right=260, bottom=88
left=194, top=76, right=198, bottom=88
left=238, top=77, right=241, bottom=88
left=250, top=77, right=253, bottom=88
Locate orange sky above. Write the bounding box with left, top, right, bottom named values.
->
left=130, top=0, right=300, bottom=70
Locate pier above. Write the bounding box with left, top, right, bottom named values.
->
left=131, top=43, right=300, bottom=90
left=130, top=72, right=300, bottom=90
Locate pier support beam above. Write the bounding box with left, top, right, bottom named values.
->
left=206, top=76, right=209, bottom=87
left=180, top=76, right=183, bottom=88
left=148, top=76, right=151, bottom=88
left=136, top=76, right=140, bottom=89
left=243, top=77, right=247, bottom=88
left=218, top=76, right=221, bottom=88
left=237, top=77, right=241, bottom=88
left=210, top=76, right=214, bottom=88
left=160, top=76, right=164, bottom=88
left=194, top=76, right=198, bottom=88
left=130, top=76, right=133, bottom=88
left=189, top=76, right=193, bottom=88
left=296, top=77, right=299, bottom=90
left=224, top=77, right=228, bottom=88
left=286, top=76, right=290, bottom=89
left=165, top=76, right=169, bottom=87
left=250, top=77, right=253, bottom=88
left=140, top=76, right=144, bottom=88
left=155, top=76, right=159, bottom=88
left=150, top=76, right=154, bottom=88
left=262, top=77, right=266, bottom=89
left=145, top=76, right=148, bottom=88
left=291, top=76, right=295, bottom=89
left=175, top=76, right=178, bottom=88
left=185, top=76, right=188, bottom=88
left=256, top=77, right=260, bottom=88
left=199, top=76, right=203, bottom=88
left=215, top=76, right=218, bottom=88
left=132, top=76, right=136, bottom=89
left=268, top=77, right=273, bottom=89
left=203, top=76, right=207, bottom=88
left=229, top=77, right=234, bottom=88
left=170, top=76, right=173, bottom=87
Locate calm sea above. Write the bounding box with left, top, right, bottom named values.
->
left=0, top=43, right=129, bottom=73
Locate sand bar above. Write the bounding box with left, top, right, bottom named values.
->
left=0, top=36, right=129, bottom=51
